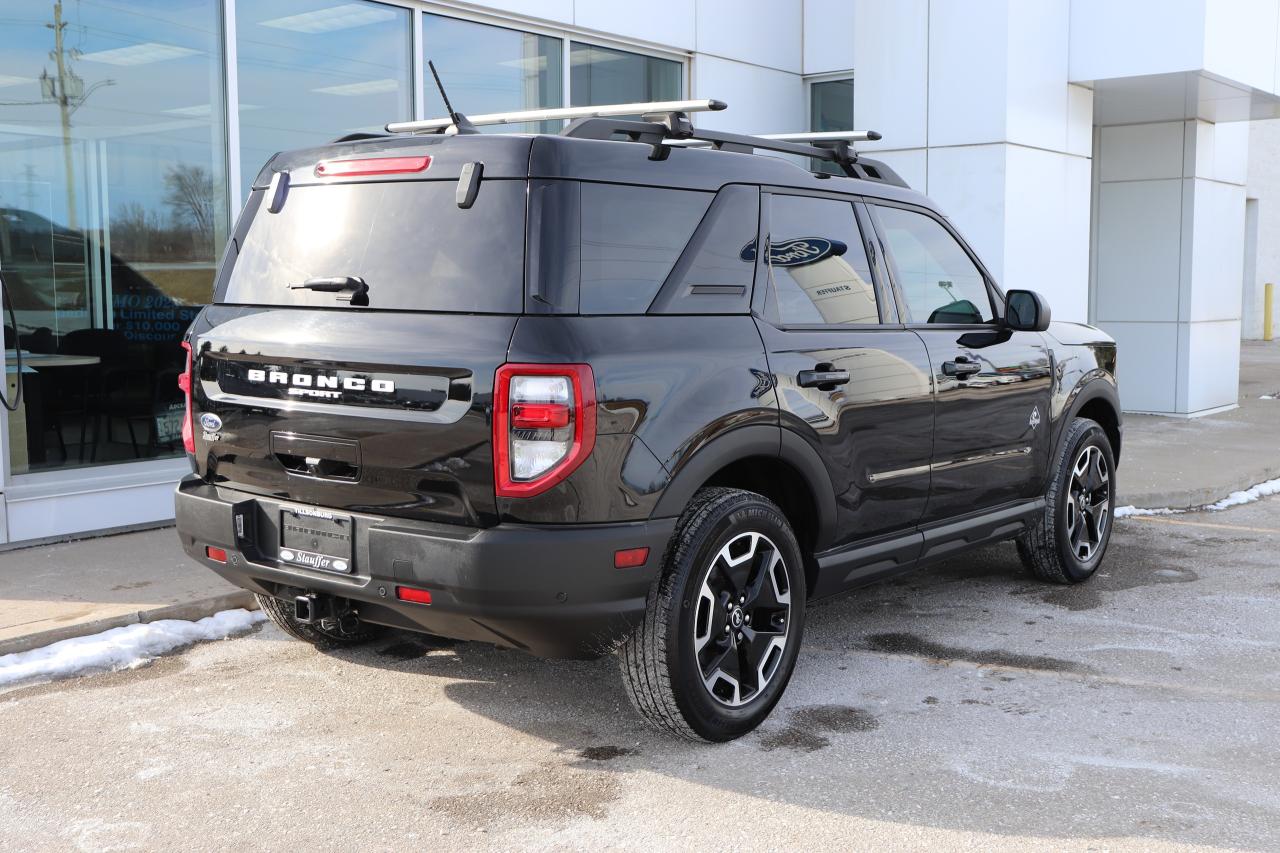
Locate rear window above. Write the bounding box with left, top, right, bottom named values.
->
left=218, top=180, right=525, bottom=313
left=579, top=183, right=712, bottom=314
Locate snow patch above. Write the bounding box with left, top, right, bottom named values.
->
left=1115, top=477, right=1280, bottom=519
left=1206, top=477, right=1280, bottom=511
left=1260, top=395, right=1276, bottom=400
left=1114, top=505, right=1177, bottom=518
left=0, top=608, right=264, bottom=688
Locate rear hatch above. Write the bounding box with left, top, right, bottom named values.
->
left=189, top=137, right=531, bottom=527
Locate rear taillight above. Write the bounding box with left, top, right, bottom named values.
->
left=494, top=363, right=596, bottom=498
left=179, top=340, right=194, bottom=454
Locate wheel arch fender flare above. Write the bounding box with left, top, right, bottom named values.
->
left=1056, top=374, right=1122, bottom=462
left=651, top=425, right=839, bottom=549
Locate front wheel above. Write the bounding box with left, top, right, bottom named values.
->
left=619, top=487, right=807, bottom=741
left=1018, top=417, right=1117, bottom=583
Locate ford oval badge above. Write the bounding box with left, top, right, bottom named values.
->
left=199, top=413, right=223, bottom=433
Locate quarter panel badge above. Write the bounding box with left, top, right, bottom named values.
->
left=1029, top=406, right=1041, bottom=430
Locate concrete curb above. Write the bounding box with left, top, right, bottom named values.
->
left=1118, top=462, right=1280, bottom=511
left=0, top=591, right=258, bottom=658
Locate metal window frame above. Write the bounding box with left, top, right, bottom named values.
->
left=804, top=71, right=855, bottom=133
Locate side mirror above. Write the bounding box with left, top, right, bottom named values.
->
left=1005, top=289, right=1051, bottom=332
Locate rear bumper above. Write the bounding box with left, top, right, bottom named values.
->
left=174, top=477, right=674, bottom=659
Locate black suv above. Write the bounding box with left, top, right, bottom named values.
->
left=175, top=101, right=1121, bottom=742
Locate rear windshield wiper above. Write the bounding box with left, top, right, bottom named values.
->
left=289, top=276, right=369, bottom=306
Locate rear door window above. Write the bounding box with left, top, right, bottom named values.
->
left=218, top=180, right=526, bottom=313
left=579, top=183, right=712, bottom=314
left=766, top=195, right=880, bottom=326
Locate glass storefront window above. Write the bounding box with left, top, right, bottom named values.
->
left=0, top=0, right=228, bottom=475
left=236, top=0, right=413, bottom=197
left=422, top=15, right=562, bottom=134
left=809, top=77, right=854, bottom=174
left=570, top=43, right=681, bottom=109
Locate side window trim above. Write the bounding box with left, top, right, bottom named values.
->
left=862, top=199, right=1004, bottom=327
left=760, top=189, right=891, bottom=331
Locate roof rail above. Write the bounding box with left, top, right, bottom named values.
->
left=385, top=98, right=727, bottom=135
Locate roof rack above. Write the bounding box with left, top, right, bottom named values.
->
left=385, top=98, right=727, bottom=135
left=383, top=98, right=904, bottom=186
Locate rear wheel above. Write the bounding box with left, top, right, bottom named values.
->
left=1018, top=418, right=1116, bottom=583
left=619, top=487, right=806, bottom=741
left=255, top=593, right=385, bottom=648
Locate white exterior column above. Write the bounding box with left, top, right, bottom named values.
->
left=1091, top=120, right=1249, bottom=415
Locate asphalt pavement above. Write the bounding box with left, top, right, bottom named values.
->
left=2, top=497, right=1278, bottom=851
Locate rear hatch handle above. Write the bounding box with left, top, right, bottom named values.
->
left=289, top=276, right=369, bottom=306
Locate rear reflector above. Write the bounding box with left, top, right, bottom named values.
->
left=511, top=402, right=571, bottom=430
left=314, top=155, right=431, bottom=178
left=395, top=586, right=432, bottom=605
left=179, top=340, right=194, bottom=454
left=206, top=546, right=227, bottom=563
left=614, top=547, right=649, bottom=569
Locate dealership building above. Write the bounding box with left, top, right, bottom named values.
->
left=1, top=0, right=1279, bottom=544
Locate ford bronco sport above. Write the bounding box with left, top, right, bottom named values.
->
left=175, top=98, right=1121, bottom=741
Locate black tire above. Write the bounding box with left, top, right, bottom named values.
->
left=619, top=487, right=807, bottom=742
left=255, top=593, right=385, bottom=648
left=1018, top=417, right=1117, bottom=584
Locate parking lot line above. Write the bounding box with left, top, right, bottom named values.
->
left=1123, top=515, right=1280, bottom=534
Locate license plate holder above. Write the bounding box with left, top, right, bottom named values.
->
left=279, top=507, right=353, bottom=574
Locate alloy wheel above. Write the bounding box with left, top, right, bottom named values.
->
left=1066, top=444, right=1111, bottom=562
left=691, top=532, right=792, bottom=707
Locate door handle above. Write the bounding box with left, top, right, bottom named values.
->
left=942, top=356, right=982, bottom=378
left=797, top=367, right=851, bottom=389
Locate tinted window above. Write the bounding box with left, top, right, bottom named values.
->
left=768, top=195, right=879, bottom=325
left=580, top=184, right=711, bottom=314
left=874, top=205, right=993, bottom=324
left=220, top=180, right=525, bottom=313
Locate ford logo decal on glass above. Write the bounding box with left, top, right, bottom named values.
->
left=199, top=413, right=223, bottom=433
left=740, top=237, right=847, bottom=267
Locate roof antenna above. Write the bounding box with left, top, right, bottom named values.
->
left=427, top=60, right=477, bottom=135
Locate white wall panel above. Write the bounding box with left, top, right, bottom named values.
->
left=927, top=0, right=1008, bottom=147
left=852, top=0, right=928, bottom=151
left=697, top=0, right=801, bottom=72
left=693, top=55, right=804, bottom=134
left=927, top=144, right=1008, bottom=283
left=467, top=0, right=574, bottom=26
left=1203, top=0, right=1280, bottom=94
left=802, top=0, right=856, bottom=74
left=1097, top=321, right=1181, bottom=413
left=1187, top=178, right=1247, bottom=322
left=1094, top=180, right=1184, bottom=323
left=1097, top=123, right=1185, bottom=182
left=1067, top=84, right=1095, bottom=158
left=1069, top=0, right=1206, bottom=83
left=1182, top=319, right=1242, bottom=411
left=573, top=0, right=695, bottom=49
left=1004, top=0, right=1072, bottom=152
left=1003, top=146, right=1092, bottom=322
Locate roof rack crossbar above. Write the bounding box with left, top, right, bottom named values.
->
left=562, top=119, right=886, bottom=178
left=385, top=98, right=727, bottom=135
